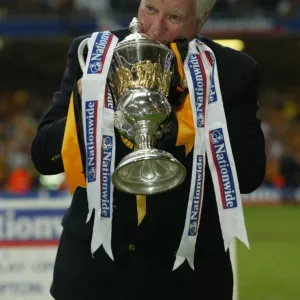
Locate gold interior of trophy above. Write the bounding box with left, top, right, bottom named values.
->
left=112, top=57, right=172, bottom=98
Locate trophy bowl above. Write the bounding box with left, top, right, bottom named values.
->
left=108, top=18, right=187, bottom=195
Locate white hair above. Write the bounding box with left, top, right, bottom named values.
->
left=195, top=0, right=216, bottom=19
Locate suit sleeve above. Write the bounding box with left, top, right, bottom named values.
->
left=226, top=62, right=266, bottom=194
left=31, top=39, right=80, bottom=175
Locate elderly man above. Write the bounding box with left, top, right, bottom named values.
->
left=31, top=0, right=266, bottom=299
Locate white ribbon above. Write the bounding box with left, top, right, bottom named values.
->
left=81, top=31, right=118, bottom=259
left=174, top=39, right=249, bottom=270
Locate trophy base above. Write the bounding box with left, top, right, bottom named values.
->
left=112, top=149, right=186, bottom=195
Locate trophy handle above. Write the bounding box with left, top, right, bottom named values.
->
left=78, top=38, right=90, bottom=73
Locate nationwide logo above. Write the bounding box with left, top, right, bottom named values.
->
left=105, top=86, right=114, bottom=111
left=195, top=40, right=217, bottom=105
left=189, top=221, right=197, bottom=236
left=85, top=100, right=98, bottom=183
left=188, top=54, right=207, bottom=128
left=101, top=135, right=113, bottom=218
left=188, top=155, right=204, bottom=236
left=89, top=61, right=103, bottom=73
left=88, top=32, right=113, bottom=74
left=210, top=128, right=238, bottom=209
left=0, top=209, right=64, bottom=245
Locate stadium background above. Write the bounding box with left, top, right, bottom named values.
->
left=0, top=0, right=299, bottom=299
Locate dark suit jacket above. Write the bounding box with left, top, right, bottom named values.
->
left=31, top=28, right=266, bottom=269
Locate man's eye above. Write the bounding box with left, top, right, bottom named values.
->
left=169, top=15, right=182, bottom=23
left=146, top=5, right=156, bottom=12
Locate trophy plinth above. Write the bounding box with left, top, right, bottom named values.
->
left=112, top=149, right=185, bottom=195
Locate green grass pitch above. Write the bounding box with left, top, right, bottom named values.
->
left=237, top=205, right=300, bottom=300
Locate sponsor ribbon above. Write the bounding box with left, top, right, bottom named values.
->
left=81, top=31, right=118, bottom=259
left=173, top=39, right=249, bottom=270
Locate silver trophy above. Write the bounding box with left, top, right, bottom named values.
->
left=78, top=18, right=186, bottom=195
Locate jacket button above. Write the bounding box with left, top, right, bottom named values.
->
left=128, top=244, right=136, bottom=251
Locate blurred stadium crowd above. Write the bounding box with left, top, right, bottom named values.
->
left=0, top=0, right=300, bottom=200
left=1, top=0, right=300, bottom=18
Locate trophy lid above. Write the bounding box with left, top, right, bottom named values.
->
left=115, top=17, right=172, bottom=53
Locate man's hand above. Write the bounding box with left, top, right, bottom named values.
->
left=77, top=79, right=82, bottom=97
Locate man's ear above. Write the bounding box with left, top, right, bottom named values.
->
left=197, top=10, right=209, bottom=32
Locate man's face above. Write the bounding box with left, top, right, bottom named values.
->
left=138, top=0, right=199, bottom=43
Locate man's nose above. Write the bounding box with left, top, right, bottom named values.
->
left=150, top=15, right=167, bottom=39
